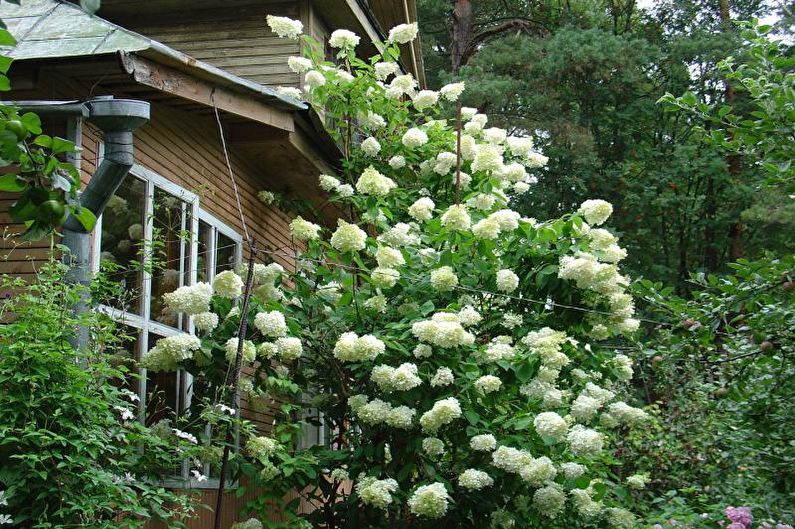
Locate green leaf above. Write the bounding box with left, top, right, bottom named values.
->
left=71, top=206, right=97, bottom=231
left=0, top=29, right=16, bottom=46
left=0, top=173, right=24, bottom=192
left=680, top=91, right=697, bottom=107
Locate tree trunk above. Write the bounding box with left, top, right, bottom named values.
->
left=719, top=0, right=745, bottom=262
left=451, top=0, right=473, bottom=75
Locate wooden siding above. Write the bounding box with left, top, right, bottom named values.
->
left=117, top=3, right=301, bottom=88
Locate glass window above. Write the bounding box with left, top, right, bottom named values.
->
left=97, top=165, right=243, bottom=485
left=100, top=176, right=146, bottom=315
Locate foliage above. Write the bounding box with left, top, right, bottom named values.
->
left=0, top=261, right=200, bottom=528
left=618, top=255, right=795, bottom=525
left=419, top=0, right=794, bottom=289
left=0, top=10, right=96, bottom=240
left=146, top=16, right=656, bottom=529
left=659, top=21, right=795, bottom=191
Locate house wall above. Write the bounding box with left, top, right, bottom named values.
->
left=109, top=2, right=301, bottom=88
left=0, top=70, right=313, bottom=527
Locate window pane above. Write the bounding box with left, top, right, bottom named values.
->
left=150, top=188, right=190, bottom=328
left=145, top=333, right=180, bottom=426
left=100, top=176, right=146, bottom=315
left=197, top=220, right=212, bottom=283
left=216, top=232, right=237, bottom=275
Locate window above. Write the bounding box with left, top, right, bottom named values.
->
left=95, top=164, right=242, bottom=486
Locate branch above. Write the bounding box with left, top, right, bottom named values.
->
left=462, top=17, right=549, bottom=66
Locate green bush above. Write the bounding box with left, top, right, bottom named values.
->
left=0, top=262, right=199, bottom=528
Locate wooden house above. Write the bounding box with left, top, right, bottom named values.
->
left=0, top=0, right=423, bottom=526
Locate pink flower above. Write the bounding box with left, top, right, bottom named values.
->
left=725, top=507, right=753, bottom=529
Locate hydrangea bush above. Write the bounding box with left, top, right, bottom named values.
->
left=141, top=16, right=651, bottom=528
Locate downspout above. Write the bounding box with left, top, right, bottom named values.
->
left=61, top=96, right=149, bottom=349
left=16, top=96, right=151, bottom=348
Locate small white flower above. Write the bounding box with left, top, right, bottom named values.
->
left=440, top=82, right=465, bottom=101
left=287, top=56, right=313, bottom=73
left=388, top=22, right=419, bottom=44
left=266, top=15, right=303, bottom=39
left=329, top=29, right=360, bottom=48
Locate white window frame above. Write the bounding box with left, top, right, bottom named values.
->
left=93, top=162, right=243, bottom=489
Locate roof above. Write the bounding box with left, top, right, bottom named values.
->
left=0, top=0, right=307, bottom=111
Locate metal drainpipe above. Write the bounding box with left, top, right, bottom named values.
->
left=58, top=96, right=150, bottom=349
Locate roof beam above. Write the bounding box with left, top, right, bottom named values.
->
left=119, top=51, right=295, bottom=132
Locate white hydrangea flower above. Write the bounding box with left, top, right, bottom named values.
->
left=571, top=394, right=601, bottom=421
left=412, top=313, right=475, bottom=349
left=430, top=266, right=459, bottom=292
left=375, top=246, right=405, bottom=268
left=472, top=144, right=504, bottom=173
left=213, top=270, right=244, bottom=299
left=440, top=204, right=471, bottom=231
left=607, top=401, right=648, bottom=425
left=571, top=488, right=602, bottom=518
left=388, top=155, right=406, bottom=169
left=318, top=174, right=341, bottom=192
left=363, top=294, right=387, bottom=313
left=374, top=61, right=399, bottom=80
left=371, top=267, right=400, bottom=289
left=329, top=28, right=360, bottom=48
left=330, top=220, right=367, bottom=252
left=356, top=476, right=398, bottom=510
left=473, top=375, right=502, bottom=394
left=254, top=310, right=287, bottom=338
left=626, top=474, right=649, bottom=490
left=387, top=405, right=416, bottom=428
left=533, top=484, right=566, bottom=518
left=612, top=354, right=635, bottom=380
left=484, top=127, right=508, bottom=145
left=333, top=332, right=385, bottom=362
left=470, top=434, right=497, bottom=451
left=402, top=127, right=429, bottom=148
left=519, top=456, right=557, bottom=486
left=440, top=82, right=465, bottom=102
left=163, top=282, right=213, bottom=315
left=358, top=111, right=386, bottom=130
left=495, top=269, right=520, bottom=293
left=407, top=482, right=450, bottom=519
left=419, top=397, right=462, bottom=434
left=356, top=166, right=396, bottom=196
left=567, top=425, right=604, bottom=457
left=472, top=217, right=501, bottom=240
left=460, top=134, right=477, bottom=159
left=140, top=334, right=201, bottom=372
left=390, top=73, right=417, bottom=94
left=524, top=151, right=549, bottom=168
left=413, top=90, right=439, bottom=111
left=266, top=15, right=303, bottom=39
left=360, top=137, right=382, bottom=157
left=458, top=305, right=482, bottom=326
left=387, top=22, right=418, bottom=44
left=561, top=462, right=587, bottom=480
left=287, top=56, right=312, bottom=73
left=503, top=311, right=523, bottom=329
left=534, top=411, right=568, bottom=442
left=577, top=199, right=614, bottom=226
left=414, top=343, right=432, bottom=358
left=370, top=362, right=422, bottom=392
left=337, top=183, right=355, bottom=198
left=290, top=216, right=322, bottom=241
left=467, top=193, right=497, bottom=211
left=378, top=222, right=420, bottom=246
left=430, top=366, right=454, bottom=387
left=193, top=311, right=219, bottom=332
left=433, top=151, right=457, bottom=175
left=460, top=107, right=478, bottom=120
left=408, top=197, right=435, bottom=221
left=422, top=437, right=445, bottom=456
left=506, top=136, right=534, bottom=157
left=459, top=469, right=494, bottom=490
left=224, top=338, right=256, bottom=364
left=607, top=507, right=636, bottom=529
left=491, top=445, right=533, bottom=473
left=304, top=70, right=326, bottom=88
